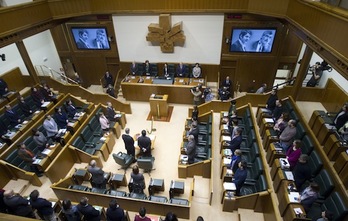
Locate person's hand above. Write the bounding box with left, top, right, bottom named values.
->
left=142, top=148, right=146, bottom=152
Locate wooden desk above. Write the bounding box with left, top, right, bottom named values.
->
left=189, top=78, right=204, bottom=86
left=149, top=94, right=169, bottom=118
left=266, top=143, right=286, bottom=166
left=174, top=78, right=190, bottom=85
left=262, top=130, right=279, bottom=152
left=277, top=180, right=306, bottom=218
left=259, top=117, right=274, bottom=138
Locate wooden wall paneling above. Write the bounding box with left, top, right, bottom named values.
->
left=74, top=56, right=107, bottom=87
left=248, top=0, right=289, bottom=16
left=50, top=25, right=71, bottom=52
left=0, top=67, right=32, bottom=92
left=0, top=161, right=11, bottom=188
left=296, top=87, right=325, bottom=102
left=321, top=78, right=348, bottom=113
left=47, top=0, right=91, bottom=19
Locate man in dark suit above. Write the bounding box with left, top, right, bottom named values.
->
left=106, top=199, right=124, bottom=221
left=3, top=189, right=36, bottom=218
left=106, top=102, right=120, bottom=123
left=231, top=30, right=252, bottom=52
left=0, top=78, right=9, bottom=97
left=188, top=121, right=199, bottom=144
left=5, top=104, right=21, bottom=127
left=77, top=197, right=101, bottom=221
left=54, top=107, right=68, bottom=129
left=176, top=62, right=187, bottom=77
left=122, top=128, right=135, bottom=158
left=184, top=135, right=196, bottom=164
left=333, top=102, right=348, bottom=130
left=18, top=96, right=33, bottom=117
left=232, top=161, right=248, bottom=196
left=87, top=160, right=106, bottom=189
left=226, top=127, right=243, bottom=153
left=29, top=190, right=56, bottom=221
left=137, top=130, right=151, bottom=157
left=104, top=71, right=114, bottom=88
left=130, top=61, right=138, bottom=75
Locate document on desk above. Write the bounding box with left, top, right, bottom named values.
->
left=33, top=158, right=42, bottom=165
left=223, top=182, right=236, bottom=191
left=285, top=171, right=294, bottom=181
left=41, top=148, right=51, bottom=155
left=264, top=118, right=274, bottom=123
left=41, top=101, right=50, bottom=107
left=222, top=136, right=231, bottom=141
left=223, top=157, right=232, bottom=165
left=222, top=124, right=228, bottom=130
left=288, top=192, right=300, bottom=203
left=294, top=207, right=303, bottom=215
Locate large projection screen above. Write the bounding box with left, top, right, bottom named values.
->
left=112, top=14, right=224, bottom=64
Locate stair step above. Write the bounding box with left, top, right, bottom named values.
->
left=238, top=208, right=264, bottom=221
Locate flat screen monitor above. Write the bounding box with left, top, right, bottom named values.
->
left=230, top=28, right=276, bottom=53
left=71, top=27, right=110, bottom=50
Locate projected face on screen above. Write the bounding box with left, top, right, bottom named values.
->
left=230, top=29, right=276, bottom=53
left=71, top=28, right=110, bottom=50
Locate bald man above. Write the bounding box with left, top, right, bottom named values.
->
left=87, top=160, right=106, bottom=189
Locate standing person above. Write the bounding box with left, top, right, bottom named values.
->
left=0, top=189, right=9, bottom=214
left=29, top=189, right=56, bottom=221
left=293, top=154, right=312, bottom=191
left=130, top=165, right=145, bottom=192
left=54, top=107, right=69, bottom=130
left=191, top=86, right=202, bottom=106
left=333, top=102, right=348, bottom=130
left=18, top=96, right=33, bottom=117
left=62, top=199, right=80, bottom=221
left=87, top=160, right=106, bottom=189
left=76, top=197, right=101, bottom=221
left=3, top=189, right=36, bottom=218
left=266, top=88, right=278, bottom=113
left=202, top=87, right=214, bottom=103
left=65, top=100, right=78, bottom=119
left=221, top=76, right=232, bottom=93
left=99, top=112, right=110, bottom=135
left=106, top=102, right=120, bottom=122
left=92, top=29, right=107, bottom=49
left=122, top=128, right=135, bottom=158
left=192, top=63, right=202, bottom=78
left=191, top=105, right=199, bottom=121
left=43, top=115, right=59, bottom=141
left=228, top=127, right=243, bottom=153
left=40, top=83, right=57, bottom=103
left=218, top=86, right=231, bottom=101
left=272, top=100, right=283, bottom=121
left=137, top=130, right=151, bottom=157
left=188, top=121, right=199, bottom=144
left=184, top=135, right=196, bottom=164
left=306, top=62, right=323, bottom=87
left=229, top=149, right=242, bottom=174
left=255, top=83, right=267, bottom=94
left=104, top=71, right=114, bottom=88
left=134, top=207, right=151, bottom=221
left=0, top=78, right=9, bottom=97
left=279, top=119, right=297, bottom=152
left=76, top=29, right=90, bottom=49
left=106, top=84, right=116, bottom=98
left=231, top=30, right=252, bottom=52
left=196, top=216, right=204, bottom=221
left=17, top=143, right=43, bottom=177
left=163, top=63, right=171, bottom=78
left=4, top=104, right=21, bottom=127
left=286, top=140, right=302, bottom=170
left=74, top=72, right=82, bottom=85
left=130, top=61, right=138, bottom=76
left=106, top=199, right=124, bottom=221
left=32, top=128, right=49, bottom=152
left=232, top=160, right=248, bottom=196
left=250, top=30, right=274, bottom=52
left=176, top=62, right=187, bottom=77
left=144, top=60, right=151, bottom=76
left=163, top=212, right=178, bottom=221
left=31, top=87, right=45, bottom=107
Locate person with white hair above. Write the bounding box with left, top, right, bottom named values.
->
left=87, top=160, right=106, bottom=189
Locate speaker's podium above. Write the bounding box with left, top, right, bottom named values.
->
left=149, top=94, right=169, bottom=118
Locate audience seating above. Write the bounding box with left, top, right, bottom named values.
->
left=137, top=156, right=155, bottom=173
left=312, top=169, right=334, bottom=200
left=307, top=150, right=323, bottom=178
left=240, top=174, right=267, bottom=196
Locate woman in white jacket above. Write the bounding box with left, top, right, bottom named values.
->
left=99, top=112, right=110, bottom=135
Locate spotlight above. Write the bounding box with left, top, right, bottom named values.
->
left=0, top=54, right=5, bottom=61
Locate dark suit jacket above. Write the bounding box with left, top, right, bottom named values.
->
left=5, top=110, right=20, bottom=126
left=18, top=101, right=33, bottom=117
left=231, top=40, right=244, bottom=52
left=266, top=94, right=278, bottom=112
left=130, top=64, right=138, bottom=75
left=185, top=140, right=196, bottom=164
left=66, top=104, right=77, bottom=118
left=221, top=79, right=232, bottom=92
left=138, top=135, right=152, bottom=157
left=106, top=107, right=117, bottom=122
left=54, top=112, right=68, bottom=129
left=176, top=64, right=187, bottom=77
left=31, top=90, right=45, bottom=106
left=232, top=168, right=247, bottom=195
left=3, top=195, right=34, bottom=217
left=77, top=204, right=101, bottom=221
left=0, top=79, right=8, bottom=96
left=189, top=128, right=199, bottom=144
left=104, top=74, right=114, bottom=87
left=122, top=134, right=135, bottom=156
left=29, top=198, right=54, bottom=216
left=106, top=206, right=124, bottom=221
left=229, top=155, right=241, bottom=174
left=334, top=111, right=348, bottom=130
left=87, top=166, right=105, bottom=185
left=229, top=135, right=242, bottom=152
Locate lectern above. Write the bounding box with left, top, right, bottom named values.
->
left=149, top=94, right=169, bottom=118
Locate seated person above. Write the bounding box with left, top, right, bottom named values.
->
left=18, top=96, right=34, bottom=117
left=131, top=165, right=145, bottom=191
left=130, top=61, right=139, bottom=76
left=106, top=84, right=117, bottom=98
left=4, top=104, right=21, bottom=127
left=232, top=160, right=248, bottom=196
left=144, top=60, right=151, bottom=76
left=191, top=63, right=202, bottom=78
left=176, top=62, right=187, bottom=78
left=273, top=112, right=290, bottom=136
left=0, top=78, right=9, bottom=97
left=298, top=182, right=320, bottom=213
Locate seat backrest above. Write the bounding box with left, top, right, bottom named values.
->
left=301, top=135, right=314, bottom=155
left=308, top=150, right=323, bottom=177
left=113, top=152, right=126, bottom=166
left=313, top=169, right=334, bottom=199
left=256, top=174, right=267, bottom=192
left=72, top=136, right=86, bottom=150
left=137, top=157, right=154, bottom=171
left=80, top=126, right=93, bottom=142
left=295, top=122, right=306, bottom=140
left=323, top=192, right=348, bottom=221
left=248, top=157, right=263, bottom=180
left=283, top=100, right=294, bottom=113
